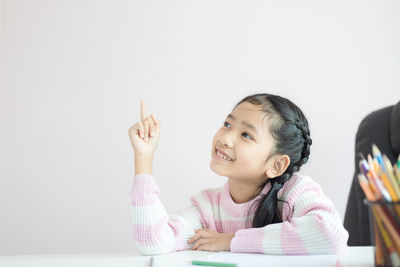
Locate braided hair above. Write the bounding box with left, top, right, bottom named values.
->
left=234, top=93, right=312, bottom=227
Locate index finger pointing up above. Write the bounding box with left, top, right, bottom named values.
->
left=140, top=99, right=147, bottom=121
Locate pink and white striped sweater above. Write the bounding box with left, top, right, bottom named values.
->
left=129, top=173, right=349, bottom=255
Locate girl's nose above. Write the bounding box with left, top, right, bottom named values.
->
left=220, top=132, right=234, bottom=148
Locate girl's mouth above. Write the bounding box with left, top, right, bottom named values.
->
left=214, top=149, right=233, bottom=161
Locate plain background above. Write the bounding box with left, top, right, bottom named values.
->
left=0, top=0, right=399, bottom=255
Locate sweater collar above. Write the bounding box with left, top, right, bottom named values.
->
left=220, top=181, right=272, bottom=217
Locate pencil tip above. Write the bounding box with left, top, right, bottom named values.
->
left=372, top=143, right=381, bottom=156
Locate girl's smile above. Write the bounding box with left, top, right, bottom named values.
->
left=213, top=148, right=233, bottom=161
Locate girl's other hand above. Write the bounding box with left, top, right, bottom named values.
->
left=128, top=99, right=160, bottom=158
left=187, top=229, right=234, bottom=252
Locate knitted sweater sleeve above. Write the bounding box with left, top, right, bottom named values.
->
left=129, top=174, right=204, bottom=255
left=230, top=175, right=349, bottom=255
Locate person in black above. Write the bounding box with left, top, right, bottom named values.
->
left=344, top=100, right=400, bottom=245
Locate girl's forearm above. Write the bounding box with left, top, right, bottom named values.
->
left=134, top=154, right=153, bottom=175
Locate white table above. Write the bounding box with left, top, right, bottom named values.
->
left=0, top=247, right=375, bottom=267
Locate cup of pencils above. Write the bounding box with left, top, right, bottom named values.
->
left=359, top=144, right=400, bottom=267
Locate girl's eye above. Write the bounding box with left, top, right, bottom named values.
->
left=223, top=122, right=253, bottom=141
left=242, top=132, right=253, bottom=140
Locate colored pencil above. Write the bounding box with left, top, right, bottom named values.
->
left=372, top=144, right=388, bottom=173
left=382, top=155, right=400, bottom=199
left=370, top=156, right=392, bottom=201
left=398, top=155, right=400, bottom=169
left=394, top=165, right=400, bottom=184
left=358, top=174, right=377, bottom=201
left=191, top=260, right=237, bottom=267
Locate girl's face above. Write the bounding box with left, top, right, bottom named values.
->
left=210, top=102, right=276, bottom=183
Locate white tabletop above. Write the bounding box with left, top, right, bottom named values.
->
left=0, top=246, right=374, bottom=267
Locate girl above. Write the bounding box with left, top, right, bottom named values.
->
left=128, top=93, right=349, bottom=255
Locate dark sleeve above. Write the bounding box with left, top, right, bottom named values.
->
left=344, top=105, right=394, bottom=246
left=390, top=101, right=400, bottom=155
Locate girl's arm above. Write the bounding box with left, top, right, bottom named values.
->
left=130, top=173, right=204, bottom=255
left=128, top=100, right=204, bottom=254
left=230, top=175, right=349, bottom=255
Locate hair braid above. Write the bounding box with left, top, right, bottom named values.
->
left=293, top=120, right=312, bottom=166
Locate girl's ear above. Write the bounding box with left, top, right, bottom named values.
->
left=265, top=155, right=291, bottom=178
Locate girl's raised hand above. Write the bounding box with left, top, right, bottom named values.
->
left=128, top=99, right=161, bottom=158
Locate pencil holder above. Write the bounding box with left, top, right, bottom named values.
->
left=365, top=199, right=400, bottom=267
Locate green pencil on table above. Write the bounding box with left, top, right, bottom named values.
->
left=149, top=256, right=236, bottom=267
left=191, top=260, right=236, bottom=267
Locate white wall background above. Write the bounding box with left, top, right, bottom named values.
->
left=1, top=0, right=399, bottom=255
